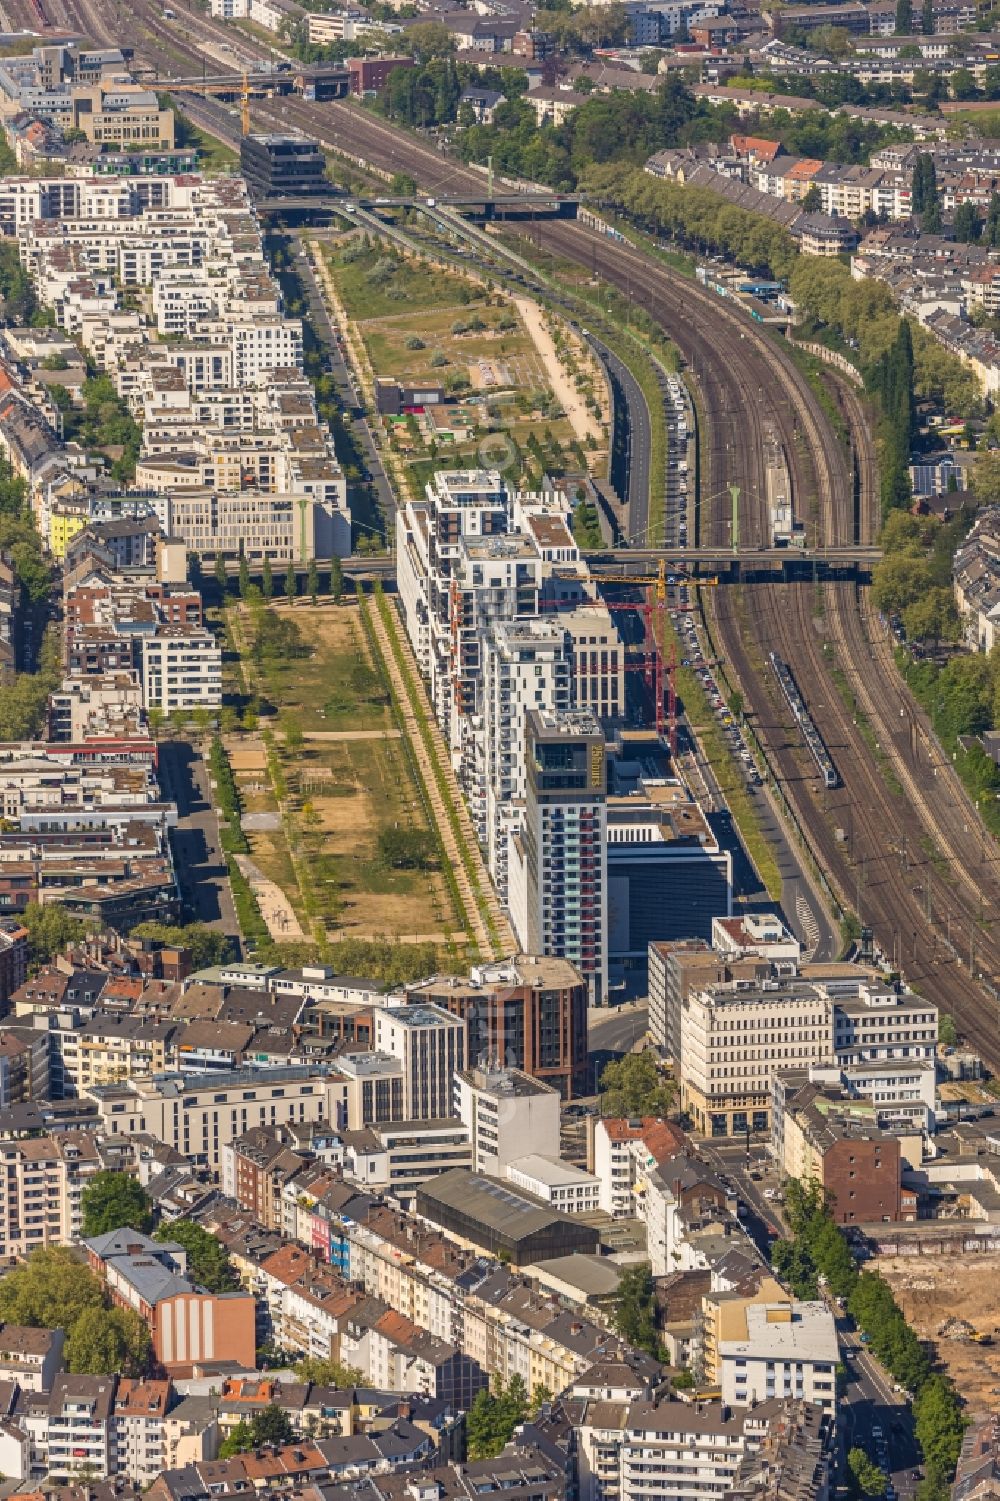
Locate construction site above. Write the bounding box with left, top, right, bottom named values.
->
left=877, top=1253, right=1000, bottom=1413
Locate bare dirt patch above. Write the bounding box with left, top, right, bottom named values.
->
left=877, top=1253, right=1000, bottom=1414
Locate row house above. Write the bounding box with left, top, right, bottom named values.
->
left=15, top=1372, right=214, bottom=1487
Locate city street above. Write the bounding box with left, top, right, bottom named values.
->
left=292, top=234, right=396, bottom=538
left=840, top=1321, right=920, bottom=1501
left=157, top=739, right=240, bottom=949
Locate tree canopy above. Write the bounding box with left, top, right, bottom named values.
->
left=22, top=902, right=86, bottom=971
left=466, top=1375, right=537, bottom=1460
left=219, top=1405, right=295, bottom=1458
left=155, top=1219, right=239, bottom=1293
left=294, top=1355, right=364, bottom=1388
left=0, top=1246, right=103, bottom=1329
left=80, top=1172, right=153, bottom=1237
left=0, top=1246, right=150, bottom=1375
left=770, top=1179, right=965, bottom=1497
left=130, top=922, right=232, bottom=969
left=612, top=1262, right=661, bottom=1358
left=66, top=1303, right=151, bottom=1376
left=599, top=1050, right=674, bottom=1117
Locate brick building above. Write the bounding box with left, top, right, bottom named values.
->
left=774, top=1078, right=907, bottom=1223
left=405, top=955, right=588, bottom=1098
left=86, top=1229, right=256, bottom=1374
left=346, top=56, right=413, bottom=94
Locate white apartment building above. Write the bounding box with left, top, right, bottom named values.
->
left=343, top=1119, right=472, bottom=1196
left=506, top=1153, right=600, bottom=1213
left=592, top=1115, right=685, bottom=1218
left=454, top=1065, right=561, bottom=1176
left=112, top=1379, right=171, bottom=1488
left=832, top=981, right=938, bottom=1064
left=162, top=490, right=349, bottom=564
left=26, top=1374, right=118, bottom=1481
left=574, top=1391, right=831, bottom=1501
left=0, top=1325, right=65, bottom=1392
left=557, top=602, right=625, bottom=724
left=0, top=1131, right=101, bottom=1260
left=718, top=1301, right=840, bottom=1417
left=480, top=617, right=571, bottom=901
left=86, top=1067, right=348, bottom=1177
left=140, top=626, right=221, bottom=714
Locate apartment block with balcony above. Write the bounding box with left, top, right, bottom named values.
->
left=509, top=708, right=607, bottom=1006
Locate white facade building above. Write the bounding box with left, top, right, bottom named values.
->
left=453, top=1065, right=561, bottom=1176
left=374, top=1004, right=467, bottom=1123
left=506, top=1153, right=600, bottom=1213
left=718, top=1301, right=840, bottom=1418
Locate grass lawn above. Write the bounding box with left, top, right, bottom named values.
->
left=230, top=601, right=467, bottom=943
left=326, top=238, right=603, bottom=492
left=362, top=304, right=536, bottom=387
left=328, top=242, right=487, bottom=322
left=172, top=106, right=239, bottom=171
left=255, top=605, right=392, bottom=734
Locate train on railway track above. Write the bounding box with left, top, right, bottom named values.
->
left=769, top=651, right=839, bottom=788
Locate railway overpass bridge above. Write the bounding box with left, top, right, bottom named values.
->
left=242, top=547, right=880, bottom=590
left=586, top=546, right=883, bottom=581
left=253, top=191, right=577, bottom=219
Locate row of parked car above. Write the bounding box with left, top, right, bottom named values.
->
left=670, top=595, right=762, bottom=790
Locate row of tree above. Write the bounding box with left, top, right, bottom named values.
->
left=214, top=552, right=342, bottom=608
left=581, top=162, right=982, bottom=517
left=871, top=320, right=918, bottom=516
left=774, top=1181, right=965, bottom=1501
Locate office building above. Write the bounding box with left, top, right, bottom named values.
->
left=453, top=1064, right=561, bottom=1176
left=374, top=1004, right=466, bottom=1123
left=506, top=1154, right=600, bottom=1213
left=408, top=955, right=588, bottom=1099
left=240, top=133, right=328, bottom=198
left=680, top=980, right=835, bottom=1138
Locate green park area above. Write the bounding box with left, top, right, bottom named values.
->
left=219, top=595, right=469, bottom=981
left=324, top=236, right=607, bottom=495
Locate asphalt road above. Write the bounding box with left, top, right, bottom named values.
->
left=840, top=1321, right=920, bottom=1500
left=291, top=235, right=396, bottom=541
left=701, top=1141, right=919, bottom=1498
left=585, top=1001, right=649, bottom=1095
left=157, top=739, right=240, bottom=949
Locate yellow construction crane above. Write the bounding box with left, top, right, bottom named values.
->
left=598, top=560, right=718, bottom=601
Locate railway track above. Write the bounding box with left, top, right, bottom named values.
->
left=28, top=6, right=1000, bottom=1053
left=527, top=221, right=1000, bottom=1059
